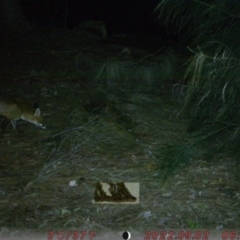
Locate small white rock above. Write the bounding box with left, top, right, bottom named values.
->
left=69, top=180, right=78, bottom=187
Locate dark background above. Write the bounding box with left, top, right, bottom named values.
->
left=20, top=0, right=172, bottom=37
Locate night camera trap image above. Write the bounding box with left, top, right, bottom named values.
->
left=0, top=0, right=239, bottom=239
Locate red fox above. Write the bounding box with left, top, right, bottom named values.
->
left=0, top=97, right=46, bottom=135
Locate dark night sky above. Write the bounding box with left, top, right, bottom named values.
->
left=20, top=0, right=162, bottom=35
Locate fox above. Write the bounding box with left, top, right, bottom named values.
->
left=0, top=97, right=46, bottom=135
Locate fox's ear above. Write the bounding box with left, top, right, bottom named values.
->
left=33, top=102, right=39, bottom=109
left=34, top=108, right=41, bottom=117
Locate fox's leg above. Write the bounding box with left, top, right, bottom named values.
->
left=1, top=118, right=21, bottom=135
left=1, top=117, right=10, bottom=135
left=11, top=120, right=21, bottom=132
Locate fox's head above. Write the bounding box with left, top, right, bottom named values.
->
left=22, top=108, right=46, bottom=129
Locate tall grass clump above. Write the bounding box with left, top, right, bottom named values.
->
left=94, top=52, right=177, bottom=87
left=154, top=1, right=240, bottom=178
left=154, top=0, right=240, bottom=46
left=157, top=43, right=240, bottom=179
left=184, top=43, right=240, bottom=154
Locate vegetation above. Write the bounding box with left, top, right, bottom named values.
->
left=154, top=0, right=240, bottom=179
left=0, top=0, right=239, bottom=234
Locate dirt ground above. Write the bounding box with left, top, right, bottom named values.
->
left=0, top=28, right=239, bottom=239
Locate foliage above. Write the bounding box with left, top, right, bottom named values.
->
left=154, top=0, right=240, bottom=46
left=155, top=0, right=240, bottom=166
left=94, top=57, right=177, bottom=87
left=157, top=42, right=240, bottom=178
left=184, top=43, right=240, bottom=157
left=156, top=144, right=192, bottom=181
